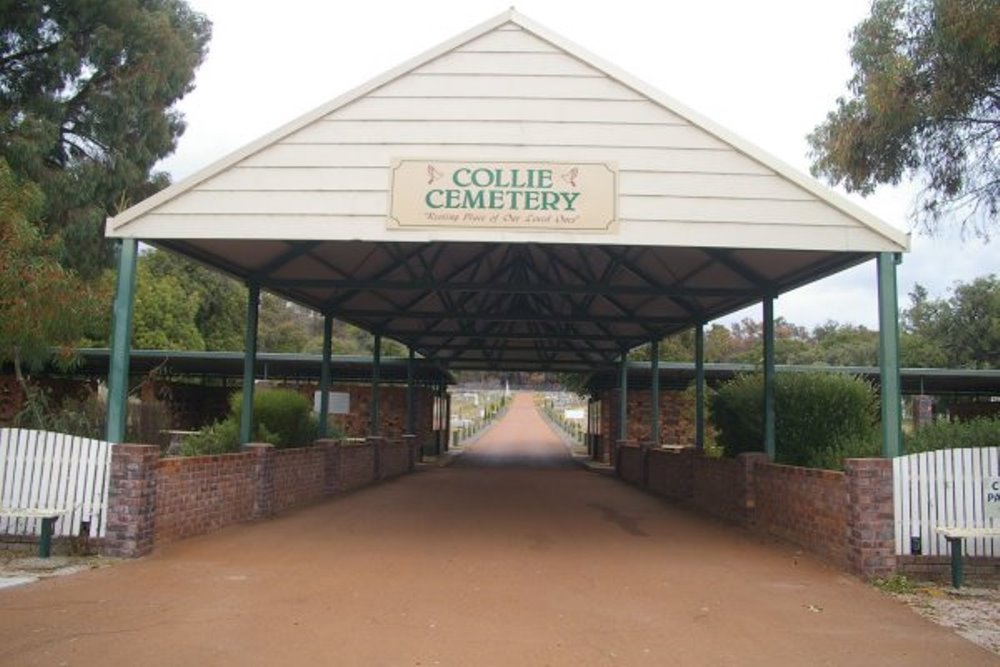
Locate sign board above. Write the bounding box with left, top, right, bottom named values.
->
left=313, top=391, right=350, bottom=415
left=987, top=477, right=1000, bottom=521
left=389, top=159, right=617, bottom=232
left=563, top=408, right=586, bottom=421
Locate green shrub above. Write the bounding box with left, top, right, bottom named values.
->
left=230, top=388, right=318, bottom=448
left=181, top=418, right=240, bottom=456
left=709, top=372, right=879, bottom=469
left=181, top=388, right=318, bottom=456
left=904, top=416, right=1000, bottom=454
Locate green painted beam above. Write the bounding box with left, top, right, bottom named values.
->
left=105, top=239, right=138, bottom=444
left=763, top=296, right=776, bottom=460
left=650, top=340, right=660, bottom=446
left=240, top=283, right=260, bottom=445
left=878, top=253, right=903, bottom=457
left=618, top=354, right=628, bottom=441
left=371, top=334, right=381, bottom=436
left=318, top=314, right=333, bottom=438
left=695, top=323, right=705, bottom=451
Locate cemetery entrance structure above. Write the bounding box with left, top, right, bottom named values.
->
left=104, top=10, right=909, bottom=459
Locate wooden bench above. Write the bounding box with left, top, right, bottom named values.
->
left=0, top=507, right=75, bottom=558
left=935, top=527, right=1000, bottom=588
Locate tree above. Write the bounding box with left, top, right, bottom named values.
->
left=0, top=159, right=104, bottom=402
left=133, top=261, right=204, bottom=350
left=1, top=1, right=212, bottom=275
left=809, top=0, right=1000, bottom=238
left=901, top=277, right=1000, bottom=368
left=142, top=249, right=245, bottom=350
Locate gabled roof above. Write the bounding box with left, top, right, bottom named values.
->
left=103, top=10, right=909, bottom=373
left=106, top=9, right=908, bottom=253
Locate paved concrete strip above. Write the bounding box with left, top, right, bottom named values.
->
left=0, top=393, right=995, bottom=665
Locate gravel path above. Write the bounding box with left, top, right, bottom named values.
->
left=0, top=393, right=996, bottom=665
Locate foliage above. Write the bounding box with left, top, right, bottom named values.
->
left=809, top=0, right=1000, bottom=238
left=872, top=573, right=916, bottom=595
left=0, top=158, right=106, bottom=392
left=630, top=318, right=878, bottom=367
left=133, top=260, right=204, bottom=349
left=182, top=388, right=318, bottom=456
left=904, top=416, right=1000, bottom=453
left=140, top=249, right=245, bottom=350
left=0, top=0, right=212, bottom=276
left=14, top=384, right=103, bottom=437
left=180, top=417, right=240, bottom=456
left=709, top=372, right=880, bottom=469
left=901, top=276, right=1000, bottom=368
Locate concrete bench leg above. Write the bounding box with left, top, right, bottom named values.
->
left=39, top=517, right=56, bottom=559
left=946, top=536, right=963, bottom=588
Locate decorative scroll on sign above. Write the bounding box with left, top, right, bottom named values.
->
left=388, top=159, right=617, bottom=232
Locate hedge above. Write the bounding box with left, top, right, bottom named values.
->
left=709, top=371, right=879, bottom=469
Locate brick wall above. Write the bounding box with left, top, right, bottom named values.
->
left=617, top=444, right=643, bottom=485
left=153, top=453, right=256, bottom=545
left=271, top=447, right=326, bottom=514
left=104, top=437, right=420, bottom=557
left=596, top=388, right=696, bottom=464
left=336, top=442, right=377, bottom=492
left=690, top=455, right=756, bottom=525
left=896, top=556, right=1000, bottom=586
left=647, top=449, right=694, bottom=501
left=379, top=440, right=411, bottom=479
left=613, top=450, right=898, bottom=580
left=755, top=463, right=848, bottom=568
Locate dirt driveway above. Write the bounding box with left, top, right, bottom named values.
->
left=0, top=393, right=995, bottom=665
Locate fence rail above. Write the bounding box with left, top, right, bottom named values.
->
left=0, top=428, right=113, bottom=539
left=893, top=447, right=999, bottom=557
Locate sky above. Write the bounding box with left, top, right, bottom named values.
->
left=158, top=0, right=995, bottom=330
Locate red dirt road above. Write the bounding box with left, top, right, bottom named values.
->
left=0, top=393, right=995, bottom=665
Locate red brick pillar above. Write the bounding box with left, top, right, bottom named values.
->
left=738, top=452, right=769, bottom=526
left=244, top=443, right=274, bottom=519
left=845, top=458, right=896, bottom=579
left=103, top=444, right=159, bottom=558
left=317, top=439, right=341, bottom=494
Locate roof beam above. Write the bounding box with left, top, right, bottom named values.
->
left=259, top=277, right=754, bottom=298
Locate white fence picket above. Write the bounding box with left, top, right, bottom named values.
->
left=893, top=447, right=1000, bottom=556
left=0, top=429, right=114, bottom=539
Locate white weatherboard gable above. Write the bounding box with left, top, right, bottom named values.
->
left=107, top=9, right=909, bottom=254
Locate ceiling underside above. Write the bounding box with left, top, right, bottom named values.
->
left=156, top=238, right=873, bottom=373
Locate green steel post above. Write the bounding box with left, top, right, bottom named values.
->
left=695, top=323, right=705, bottom=451
left=878, top=252, right=903, bottom=457
left=763, top=296, right=776, bottom=460
left=371, top=334, right=381, bottom=436
left=38, top=517, right=56, bottom=558
left=406, top=346, right=415, bottom=433
left=239, top=283, right=260, bottom=445
left=106, top=239, right=138, bottom=444
left=947, top=537, right=964, bottom=588
left=318, top=314, right=333, bottom=438
left=650, top=340, right=660, bottom=446
left=618, top=353, right=628, bottom=441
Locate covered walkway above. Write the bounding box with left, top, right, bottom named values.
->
left=0, top=395, right=993, bottom=665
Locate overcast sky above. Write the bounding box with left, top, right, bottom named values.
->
left=158, top=0, right=995, bottom=330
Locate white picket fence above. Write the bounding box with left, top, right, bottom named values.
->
left=0, top=429, right=114, bottom=539
left=893, top=447, right=1000, bottom=557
